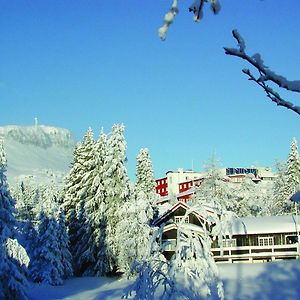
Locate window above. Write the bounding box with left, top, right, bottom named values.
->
left=174, top=216, right=189, bottom=224
left=286, top=235, right=298, bottom=244
left=222, top=239, right=237, bottom=248
left=258, top=237, right=274, bottom=246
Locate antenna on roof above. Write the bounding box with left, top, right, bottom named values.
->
left=34, top=117, right=38, bottom=127
left=192, top=159, right=194, bottom=171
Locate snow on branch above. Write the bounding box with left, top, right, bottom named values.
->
left=158, top=0, right=179, bottom=41
left=159, top=0, right=221, bottom=40
left=224, top=30, right=300, bottom=115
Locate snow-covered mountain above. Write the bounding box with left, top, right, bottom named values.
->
left=0, top=125, right=76, bottom=186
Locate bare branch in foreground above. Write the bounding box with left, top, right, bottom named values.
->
left=224, top=30, right=300, bottom=115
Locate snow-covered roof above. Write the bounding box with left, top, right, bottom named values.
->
left=157, top=202, right=172, bottom=217
left=232, top=215, right=300, bottom=235
left=153, top=201, right=217, bottom=226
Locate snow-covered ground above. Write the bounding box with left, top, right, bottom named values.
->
left=28, top=260, right=300, bottom=300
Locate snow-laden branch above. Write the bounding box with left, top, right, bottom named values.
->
left=224, top=30, right=300, bottom=115
left=159, top=0, right=221, bottom=40
left=158, top=0, right=179, bottom=41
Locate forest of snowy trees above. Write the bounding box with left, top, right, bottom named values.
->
left=1, top=124, right=300, bottom=299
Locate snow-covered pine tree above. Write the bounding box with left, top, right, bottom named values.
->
left=63, top=143, right=84, bottom=225
left=117, top=148, right=159, bottom=275
left=63, top=128, right=94, bottom=226
left=82, top=130, right=110, bottom=276
left=135, top=148, right=158, bottom=222
left=13, top=182, right=47, bottom=261
left=29, top=210, right=64, bottom=285
left=13, top=181, right=36, bottom=223
left=0, top=243, right=28, bottom=300
left=71, top=128, right=97, bottom=276
left=0, top=142, right=28, bottom=299
left=71, top=198, right=92, bottom=276
left=63, top=128, right=95, bottom=275
left=272, top=162, right=293, bottom=215
left=103, top=124, right=131, bottom=274
left=0, top=139, right=7, bottom=170
left=135, top=148, right=156, bottom=197
left=57, top=208, right=73, bottom=279
left=286, top=138, right=300, bottom=197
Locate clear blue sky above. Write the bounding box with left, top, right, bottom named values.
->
left=1, top=0, right=300, bottom=180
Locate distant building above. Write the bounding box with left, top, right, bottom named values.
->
left=156, top=168, right=204, bottom=198
left=155, top=167, right=277, bottom=202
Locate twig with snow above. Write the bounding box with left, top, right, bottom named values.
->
left=159, top=0, right=221, bottom=40
left=224, top=30, right=300, bottom=115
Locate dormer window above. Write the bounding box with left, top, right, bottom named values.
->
left=174, top=216, right=189, bottom=224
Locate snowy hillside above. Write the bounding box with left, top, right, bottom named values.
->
left=0, top=125, right=75, bottom=186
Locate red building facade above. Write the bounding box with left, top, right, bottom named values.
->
left=156, top=177, right=168, bottom=196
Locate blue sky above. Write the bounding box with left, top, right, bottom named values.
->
left=1, top=0, right=300, bottom=180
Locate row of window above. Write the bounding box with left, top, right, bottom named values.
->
left=156, top=179, right=167, bottom=186
left=174, top=216, right=190, bottom=224
left=157, top=187, right=167, bottom=195
left=226, top=168, right=257, bottom=176
left=221, top=237, right=274, bottom=247
left=180, top=182, right=193, bottom=189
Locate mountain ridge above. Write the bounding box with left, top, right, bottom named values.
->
left=0, top=125, right=75, bottom=186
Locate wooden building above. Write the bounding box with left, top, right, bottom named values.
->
left=154, top=201, right=300, bottom=263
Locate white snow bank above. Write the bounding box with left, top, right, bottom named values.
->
left=28, top=276, right=131, bottom=300
left=27, top=260, right=300, bottom=300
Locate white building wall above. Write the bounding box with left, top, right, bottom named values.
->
left=166, top=168, right=204, bottom=196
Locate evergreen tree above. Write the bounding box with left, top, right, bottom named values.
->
left=0, top=142, right=28, bottom=299
left=270, top=139, right=300, bottom=216
left=103, top=124, right=130, bottom=274
left=0, top=243, right=28, bottom=300
left=286, top=138, right=300, bottom=197
left=63, top=128, right=94, bottom=226
left=29, top=210, right=63, bottom=285
left=57, top=208, right=73, bottom=279
left=83, top=130, right=110, bottom=276
left=135, top=148, right=156, bottom=197
left=0, top=139, right=7, bottom=170
left=63, top=128, right=95, bottom=275
left=135, top=148, right=158, bottom=222
left=272, top=161, right=293, bottom=215
left=117, top=148, right=159, bottom=275
left=28, top=188, right=73, bottom=284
